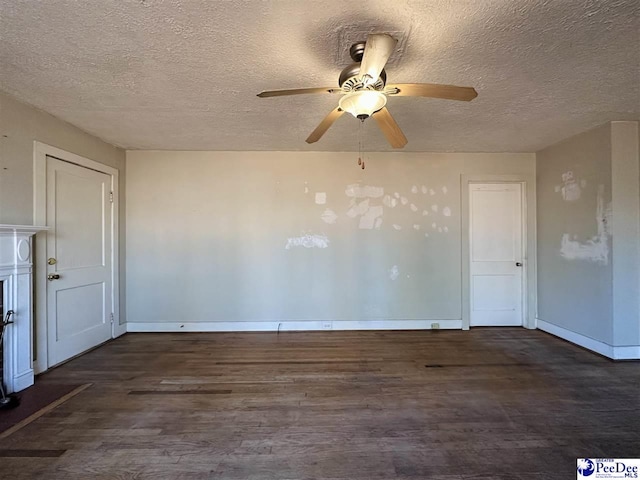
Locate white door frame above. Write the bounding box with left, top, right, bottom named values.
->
left=33, top=141, right=124, bottom=374
left=460, top=174, right=537, bottom=330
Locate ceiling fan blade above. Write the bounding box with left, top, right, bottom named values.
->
left=305, top=107, right=345, bottom=144
left=372, top=107, right=407, bottom=149
left=359, top=34, right=398, bottom=86
left=257, top=87, right=340, bottom=98
left=385, top=83, right=478, bottom=101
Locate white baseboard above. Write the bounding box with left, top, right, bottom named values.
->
left=537, top=318, right=640, bottom=360
left=113, top=322, right=127, bottom=338
left=126, top=319, right=463, bottom=333
left=12, top=369, right=34, bottom=393
left=612, top=345, right=640, bottom=360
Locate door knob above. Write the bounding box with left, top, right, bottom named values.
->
left=47, top=274, right=60, bottom=281
left=515, top=262, right=523, bottom=267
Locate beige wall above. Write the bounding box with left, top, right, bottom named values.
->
left=0, top=91, right=124, bottom=223
left=537, top=123, right=614, bottom=343
left=0, top=91, right=127, bottom=324
left=126, top=150, right=534, bottom=329
left=610, top=122, right=640, bottom=347
left=537, top=121, right=640, bottom=357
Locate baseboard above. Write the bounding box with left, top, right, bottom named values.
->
left=12, top=369, right=34, bottom=393
left=126, top=319, right=463, bottom=333
left=537, top=318, right=640, bottom=360
left=113, top=322, right=127, bottom=338
left=612, top=345, right=640, bottom=360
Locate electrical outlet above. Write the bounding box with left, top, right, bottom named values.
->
left=431, top=323, right=440, bottom=330
left=322, top=322, right=333, bottom=330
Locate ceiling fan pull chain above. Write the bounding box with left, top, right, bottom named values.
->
left=357, top=120, right=363, bottom=167
left=361, top=121, right=366, bottom=170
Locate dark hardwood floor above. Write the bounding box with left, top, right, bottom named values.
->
left=0, top=328, right=638, bottom=479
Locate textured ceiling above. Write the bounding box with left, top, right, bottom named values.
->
left=0, top=0, right=638, bottom=152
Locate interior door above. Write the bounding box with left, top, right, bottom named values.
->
left=469, top=183, right=524, bottom=326
left=46, top=156, right=113, bottom=366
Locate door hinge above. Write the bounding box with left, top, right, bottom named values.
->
left=110, top=313, right=114, bottom=324
left=109, top=191, right=114, bottom=203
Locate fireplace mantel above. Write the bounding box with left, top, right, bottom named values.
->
left=0, top=224, right=49, bottom=393
left=0, top=225, right=50, bottom=234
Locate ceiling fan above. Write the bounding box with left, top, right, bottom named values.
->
left=257, top=33, right=478, bottom=149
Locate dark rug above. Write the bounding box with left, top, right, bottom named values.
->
left=0, top=383, right=90, bottom=438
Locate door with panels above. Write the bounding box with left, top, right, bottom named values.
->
left=469, top=183, right=524, bottom=327
left=46, top=156, right=113, bottom=366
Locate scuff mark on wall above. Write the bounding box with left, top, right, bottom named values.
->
left=554, top=171, right=586, bottom=202
left=383, top=194, right=399, bottom=208
left=320, top=209, right=337, bottom=224
left=389, top=265, right=399, bottom=281
left=315, top=192, right=326, bottom=204
left=559, top=184, right=611, bottom=265
left=345, top=184, right=384, bottom=198
left=285, top=233, right=330, bottom=250
left=338, top=181, right=454, bottom=235
left=359, top=205, right=383, bottom=230
left=347, top=199, right=370, bottom=218
left=344, top=183, right=386, bottom=230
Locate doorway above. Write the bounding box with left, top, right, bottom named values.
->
left=46, top=157, right=113, bottom=366
left=34, top=143, right=121, bottom=373
left=468, top=182, right=525, bottom=327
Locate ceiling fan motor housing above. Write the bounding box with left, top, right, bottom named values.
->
left=339, top=63, right=387, bottom=92
left=349, top=41, right=367, bottom=62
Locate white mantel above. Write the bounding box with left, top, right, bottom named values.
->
left=0, top=224, right=49, bottom=393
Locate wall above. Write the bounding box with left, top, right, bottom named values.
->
left=537, top=121, right=640, bottom=359
left=537, top=123, right=613, bottom=344
left=126, top=150, right=534, bottom=331
left=610, top=122, right=640, bottom=349
left=0, top=91, right=127, bottom=326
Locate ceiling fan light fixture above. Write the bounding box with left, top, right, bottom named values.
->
left=338, top=90, right=387, bottom=119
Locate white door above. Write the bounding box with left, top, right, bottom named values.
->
left=469, top=183, right=524, bottom=326
left=46, top=157, right=113, bottom=366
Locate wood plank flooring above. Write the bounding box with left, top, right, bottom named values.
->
left=0, top=329, right=638, bottom=479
